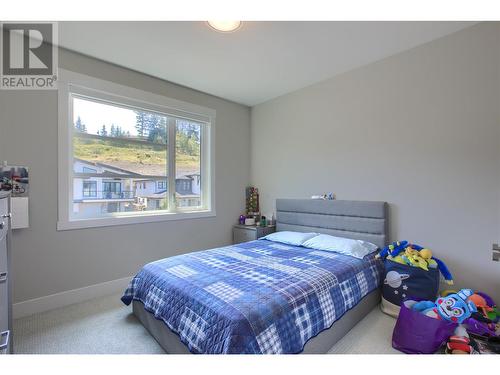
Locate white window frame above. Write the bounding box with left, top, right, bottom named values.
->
left=57, top=69, right=216, bottom=230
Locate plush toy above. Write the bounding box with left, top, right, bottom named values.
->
left=488, top=307, right=500, bottom=323
left=419, top=248, right=432, bottom=260
left=474, top=291, right=499, bottom=323
left=427, top=259, right=438, bottom=269
left=412, top=289, right=477, bottom=323
left=446, top=335, right=477, bottom=354
left=418, top=249, right=438, bottom=268
left=469, top=294, right=493, bottom=319
left=378, top=241, right=454, bottom=284
left=476, top=291, right=496, bottom=308
left=464, top=316, right=499, bottom=337
left=377, top=241, right=408, bottom=259
left=403, top=247, right=429, bottom=271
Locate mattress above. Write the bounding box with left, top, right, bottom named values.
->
left=122, top=239, right=384, bottom=354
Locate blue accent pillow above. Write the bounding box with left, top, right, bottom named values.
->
left=262, top=231, right=318, bottom=246
left=302, top=234, right=378, bottom=259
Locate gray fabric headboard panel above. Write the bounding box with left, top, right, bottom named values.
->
left=275, top=199, right=388, bottom=248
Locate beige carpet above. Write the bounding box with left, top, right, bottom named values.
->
left=13, top=293, right=400, bottom=354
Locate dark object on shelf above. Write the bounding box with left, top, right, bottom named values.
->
left=260, top=216, right=266, bottom=227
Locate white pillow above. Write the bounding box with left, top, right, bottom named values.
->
left=262, top=231, right=318, bottom=246
left=302, top=234, right=378, bottom=259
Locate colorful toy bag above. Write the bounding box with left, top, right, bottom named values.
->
left=379, top=241, right=443, bottom=317
left=392, top=299, right=458, bottom=354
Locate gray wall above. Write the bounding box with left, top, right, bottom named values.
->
left=251, top=23, right=500, bottom=301
left=0, top=49, right=251, bottom=303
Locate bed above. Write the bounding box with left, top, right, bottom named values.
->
left=122, top=199, right=388, bottom=354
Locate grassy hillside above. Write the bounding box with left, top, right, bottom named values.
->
left=73, top=134, right=200, bottom=175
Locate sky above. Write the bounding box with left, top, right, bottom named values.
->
left=73, top=97, right=140, bottom=136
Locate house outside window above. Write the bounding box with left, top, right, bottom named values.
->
left=58, top=70, right=215, bottom=230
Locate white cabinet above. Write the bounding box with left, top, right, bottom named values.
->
left=232, top=224, right=276, bottom=244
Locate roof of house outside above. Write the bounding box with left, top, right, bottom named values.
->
left=75, top=158, right=198, bottom=180
left=74, top=157, right=143, bottom=176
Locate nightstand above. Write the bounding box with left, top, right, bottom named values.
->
left=233, top=224, right=276, bottom=244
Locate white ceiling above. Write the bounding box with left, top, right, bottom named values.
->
left=58, top=21, right=474, bottom=106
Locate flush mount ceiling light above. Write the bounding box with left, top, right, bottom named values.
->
left=207, top=21, right=242, bottom=33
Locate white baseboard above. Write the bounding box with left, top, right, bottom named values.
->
left=13, top=276, right=133, bottom=319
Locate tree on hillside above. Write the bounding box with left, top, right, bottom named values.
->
left=134, top=111, right=167, bottom=144
left=178, top=120, right=200, bottom=142
left=99, top=124, right=108, bottom=137
left=176, top=120, right=200, bottom=156
left=109, top=124, right=127, bottom=138
left=74, top=116, right=87, bottom=133
left=135, top=112, right=147, bottom=137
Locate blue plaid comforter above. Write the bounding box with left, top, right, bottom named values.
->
left=122, top=239, right=383, bottom=354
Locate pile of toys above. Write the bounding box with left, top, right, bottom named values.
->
left=383, top=241, right=500, bottom=354
left=408, top=288, right=500, bottom=354
left=378, top=241, right=454, bottom=284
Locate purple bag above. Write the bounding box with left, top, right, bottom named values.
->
left=392, top=300, right=458, bottom=354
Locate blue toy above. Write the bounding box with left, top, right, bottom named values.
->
left=412, top=289, right=477, bottom=323
left=377, top=241, right=408, bottom=259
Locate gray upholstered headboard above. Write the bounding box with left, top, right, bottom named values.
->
left=275, top=199, right=388, bottom=248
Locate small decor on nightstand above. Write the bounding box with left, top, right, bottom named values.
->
left=245, top=186, right=260, bottom=221
left=260, top=216, right=267, bottom=227
left=235, top=186, right=274, bottom=243
left=244, top=217, right=255, bottom=226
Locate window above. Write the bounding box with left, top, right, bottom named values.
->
left=156, top=180, right=167, bottom=191
left=58, top=70, right=215, bottom=230
left=102, top=181, right=122, bottom=200
left=82, top=181, right=97, bottom=198
left=175, top=120, right=201, bottom=208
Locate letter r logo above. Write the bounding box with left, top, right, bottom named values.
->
left=2, top=23, right=53, bottom=75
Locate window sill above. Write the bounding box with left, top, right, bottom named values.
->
left=57, top=209, right=216, bottom=231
